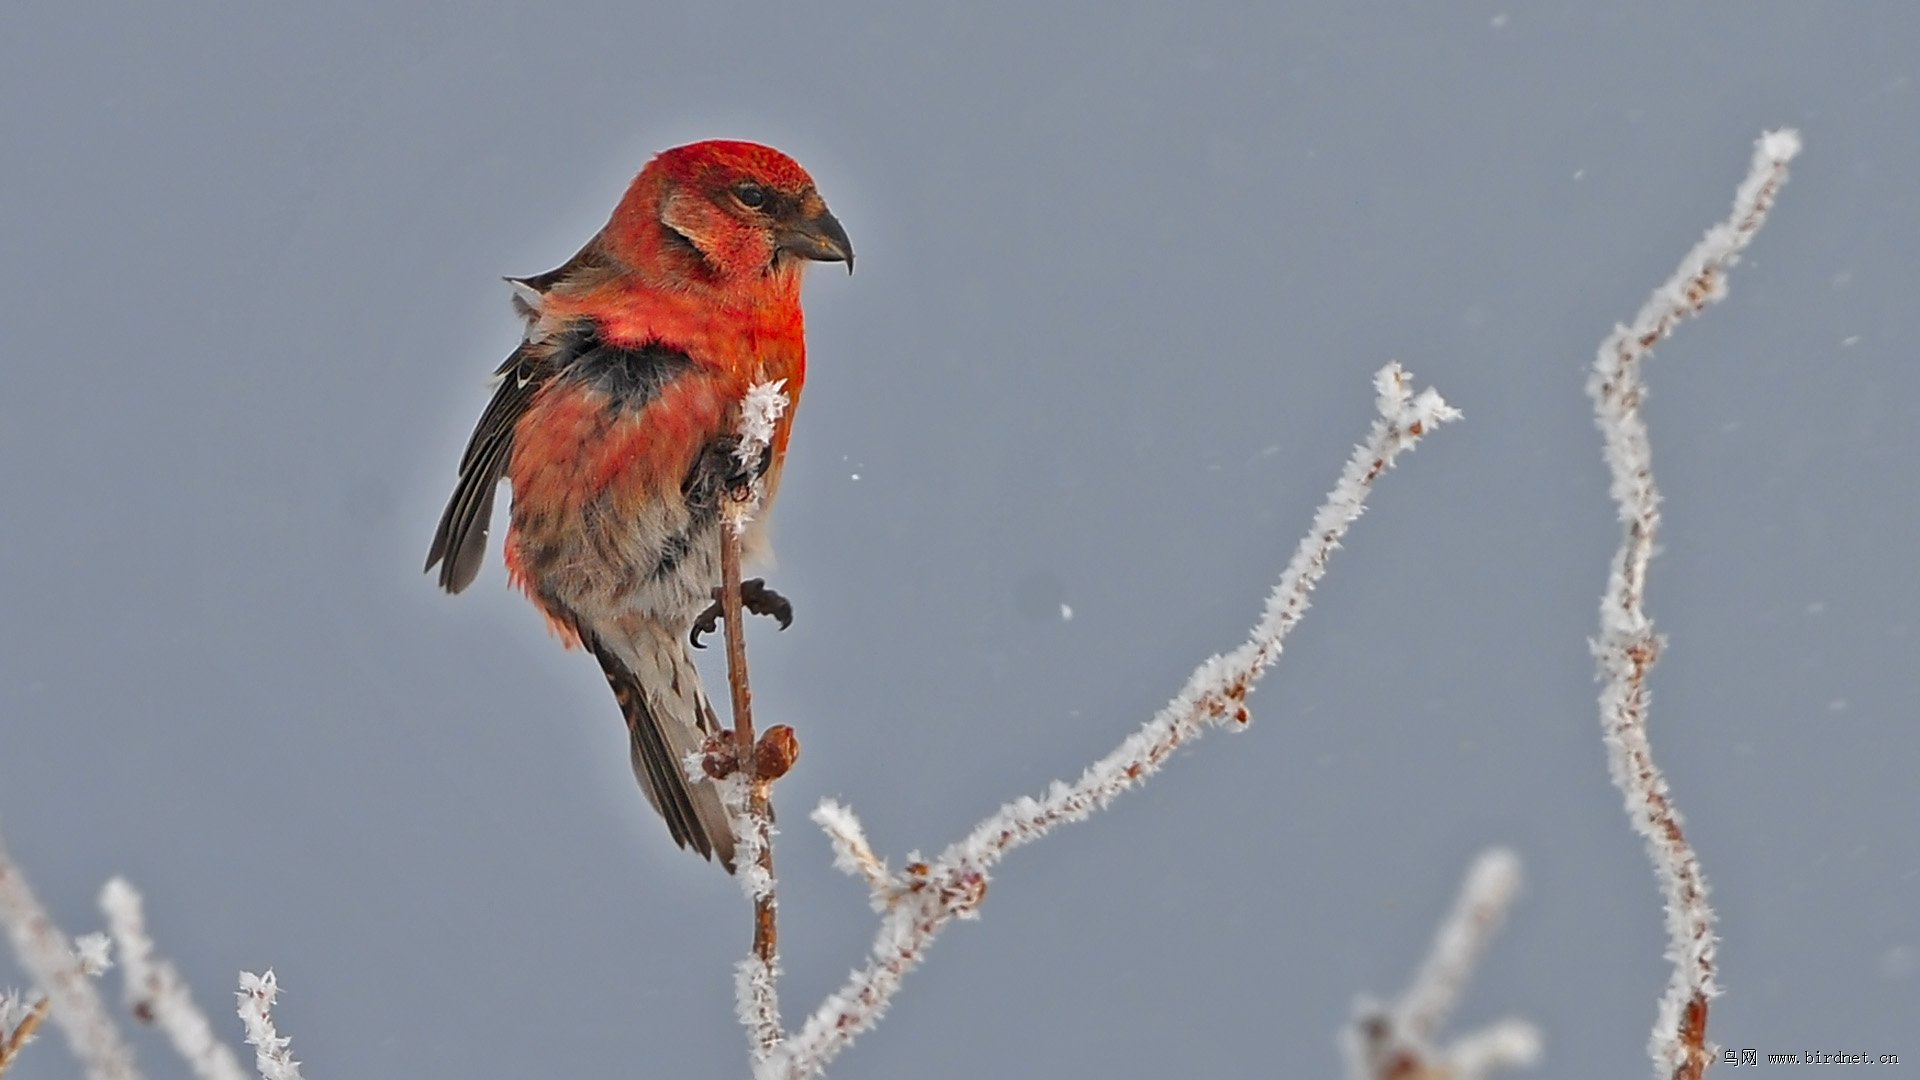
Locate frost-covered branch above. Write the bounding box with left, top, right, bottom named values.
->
left=1, top=993, right=53, bottom=1074
left=721, top=770, right=784, bottom=1066
left=236, top=972, right=302, bottom=1080
left=1, top=936, right=112, bottom=1079
left=813, top=801, right=895, bottom=912
left=710, top=380, right=798, bottom=1069
left=1343, top=849, right=1540, bottom=1080
left=101, top=879, right=249, bottom=1080
left=1588, top=129, right=1799, bottom=1080
left=1400, top=848, right=1524, bottom=1040
left=1, top=831, right=302, bottom=1080
left=730, top=380, right=792, bottom=521
left=757, top=364, right=1458, bottom=1079
left=0, top=827, right=139, bottom=1080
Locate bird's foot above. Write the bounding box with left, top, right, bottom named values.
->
left=689, top=578, right=794, bottom=649
left=686, top=436, right=773, bottom=511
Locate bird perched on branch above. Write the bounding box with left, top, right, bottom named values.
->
left=426, top=140, right=853, bottom=871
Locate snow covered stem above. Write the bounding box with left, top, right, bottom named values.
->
left=720, top=382, right=790, bottom=781
left=1587, top=129, right=1800, bottom=1079
left=100, top=879, right=250, bottom=1080
left=235, top=972, right=302, bottom=1080
left=718, top=380, right=794, bottom=1067
left=0, top=834, right=306, bottom=1080
left=762, top=364, right=1459, bottom=1080
left=0, top=997, right=52, bottom=1076
left=1343, top=848, right=1540, bottom=1080
left=0, top=827, right=138, bottom=1080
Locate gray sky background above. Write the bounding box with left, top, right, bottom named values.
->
left=3, top=4, right=1915, bottom=1077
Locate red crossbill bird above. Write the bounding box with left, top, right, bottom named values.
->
left=426, top=140, right=852, bottom=871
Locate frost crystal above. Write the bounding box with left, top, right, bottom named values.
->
left=237, top=970, right=303, bottom=1080
left=725, top=380, right=790, bottom=528
left=735, top=380, right=789, bottom=473
left=73, top=933, right=113, bottom=976
left=0, top=988, right=30, bottom=1035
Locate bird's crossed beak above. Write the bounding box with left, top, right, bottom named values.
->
left=776, top=209, right=855, bottom=274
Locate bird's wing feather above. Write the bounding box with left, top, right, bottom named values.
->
left=506, top=238, right=619, bottom=323
left=424, top=341, right=559, bottom=592
left=588, top=626, right=736, bottom=871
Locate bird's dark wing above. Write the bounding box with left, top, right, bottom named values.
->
left=424, top=341, right=559, bottom=593
left=505, top=238, right=617, bottom=321
left=586, top=630, right=735, bottom=872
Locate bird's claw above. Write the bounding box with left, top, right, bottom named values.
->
left=689, top=603, right=723, bottom=650
left=738, top=578, right=795, bottom=630
left=689, top=578, right=794, bottom=649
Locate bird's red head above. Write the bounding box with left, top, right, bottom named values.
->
left=605, top=139, right=853, bottom=292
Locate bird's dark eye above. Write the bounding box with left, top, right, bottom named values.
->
left=733, top=183, right=768, bottom=210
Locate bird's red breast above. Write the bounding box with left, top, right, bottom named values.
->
left=425, top=138, right=851, bottom=867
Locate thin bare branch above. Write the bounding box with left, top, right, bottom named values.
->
left=767, top=364, right=1460, bottom=1080
left=714, top=380, right=795, bottom=1069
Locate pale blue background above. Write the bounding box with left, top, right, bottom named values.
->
left=2, top=4, right=1915, bottom=1077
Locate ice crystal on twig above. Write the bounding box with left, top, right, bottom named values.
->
left=236, top=971, right=301, bottom=1080
left=728, top=379, right=791, bottom=529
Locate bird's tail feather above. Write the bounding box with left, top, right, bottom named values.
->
left=588, top=626, right=736, bottom=873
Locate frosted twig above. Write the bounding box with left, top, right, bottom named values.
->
left=715, top=380, right=794, bottom=1068
left=714, top=772, right=777, bottom=928
left=1588, top=128, right=1799, bottom=1080
left=766, top=364, right=1459, bottom=1080
left=1400, top=848, right=1523, bottom=1039
left=812, top=800, right=899, bottom=912
left=0, top=827, right=140, bottom=1080
left=735, top=949, right=784, bottom=1071
left=720, top=770, right=784, bottom=1065
left=236, top=972, right=302, bottom=1080
left=1, top=995, right=53, bottom=1075
left=1447, top=1022, right=1548, bottom=1080
left=731, top=380, right=792, bottom=512
left=1343, top=849, right=1539, bottom=1080
left=1, top=989, right=40, bottom=1039
left=1, top=932, right=112, bottom=1075
left=100, top=879, right=249, bottom=1080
